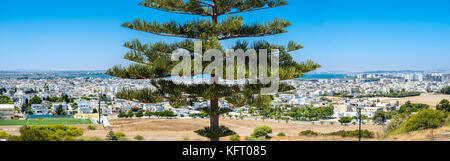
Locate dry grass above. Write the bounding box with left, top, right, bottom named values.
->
left=0, top=118, right=384, bottom=141
left=379, top=93, right=450, bottom=108
left=381, top=126, right=450, bottom=141
left=3, top=117, right=448, bottom=141
left=85, top=118, right=384, bottom=141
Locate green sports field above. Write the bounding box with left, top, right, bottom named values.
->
left=0, top=118, right=92, bottom=126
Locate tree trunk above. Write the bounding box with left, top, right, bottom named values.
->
left=210, top=98, right=219, bottom=141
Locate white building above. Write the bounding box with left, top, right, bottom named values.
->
left=0, top=104, right=15, bottom=119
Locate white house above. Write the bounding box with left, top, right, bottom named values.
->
left=0, top=104, right=15, bottom=119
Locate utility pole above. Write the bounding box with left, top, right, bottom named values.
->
left=357, top=107, right=362, bottom=141
left=98, top=92, right=101, bottom=125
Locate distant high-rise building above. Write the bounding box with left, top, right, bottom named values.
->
left=443, top=74, right=450, bottom=82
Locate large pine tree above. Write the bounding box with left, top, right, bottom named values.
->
left=107, top=0, right=320, bottom=141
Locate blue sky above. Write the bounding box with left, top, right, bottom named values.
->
left=1, top=0, right=449, bottom=72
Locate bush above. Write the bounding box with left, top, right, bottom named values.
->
left=126, top=111, right=134, bottom=118
left=114, top=132, right=126, bottom=138
left=398, top=101, right=429, bottom=114
left=400, top=109, right=445, bottom=133
left=338, top=117, right=352, bottom=125
left=117, top=137, right=130, bottom=141
left=106, top=130, right=117, bottom=140
left=106, top=131, right=126, bottom=141
left=325, top=130, right=374, bottom=138
left=117, top=112, right=126, bottom=118
left=446, top=116, right=450, bottom=126
left=7, top=125, right=83, bottom=141
left=229, top=134, right=240, bottom=141
left=0, top=131, right=9, bottom=139
left=182, top=134, right=189, bottom=141
left=135, top=110, right=144, bottom=118
left=86, top=137, right=104, bottom=141
left=134, top=135, right=145, bottom=141
left=441, top=86, right=450, bottom=95
left=87, top=125, right=96, bottom=130
left=385, top=113, right=410, bottom=134
left=77, top=137, right=104, bottom=141
left=299, top=130, right=319, bottom=137
left=245, top=136, right=267, bottom=141
left=436, top=99, right=450, bottom=113
left=277, top=132, right=286, bottom=137
left=251, top=126, right=272, bottom=139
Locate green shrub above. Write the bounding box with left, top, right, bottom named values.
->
left=229, top=134, right=240, bottom=141
left=436, top=99, right=450, bottom=113
left=251, top=125, right=272, bottom=139
left=134, top=135, right=145, bottom=141
left=86, top=137, right=104, bottom=141
left=338, top=117, right=352, bottom=125
left=118, top=137, right=130, bottom=141
left=398, top=101, right=429, bottom=114
left=400, top=109, right=445, bottom=133
left=447, top=116, right=450, bottom=126
left=0, top=131, right=9, bottom=139
left=135, top=110, right=144, bottom=118
left=385, top=113, right=410, bottom=134
left=245, top=136, right=267, bottom=141
left=299, top=130, right=319, bottom=137
left=117, top=112, right=126, bottom=118
left=77, top=137, right=104, bottom=141
left=106, top=131, right=126, bottom=141
left=7, top=125, right=83, bottom=141
left=441, top=86, right=450, bottom=95
left=277, top=132, right=286, bottom=137
left=325, top=130, right=374, bottom=138
left=114, top=132, right=126, bottom=138
left=182, top=134, right=189, bottom=141
left=87, top=125, right=96, bottom=130
left=106, top=130, right=117, bottom=141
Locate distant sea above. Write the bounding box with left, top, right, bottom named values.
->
left=297, top=74, right=354, bottom=80
left=166, top=74, right=354, bottom=80
left=87, top=74, right=354, bottom=80
left=60, top=74, right=112, bottom=78
left=0, top=72, right=353, bottom=80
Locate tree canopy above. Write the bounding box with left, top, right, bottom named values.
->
left=441, top=86, right=450, bottom=95
left=0, top=95, right=13, bottom=104
left=106, top=0, right=320, bottom=141
left=29, top=95, right=43, bottom=105
left=436, top=99, right=449, bottom=113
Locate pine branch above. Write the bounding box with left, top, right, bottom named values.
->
left=139, top=0, right=211, bottom=16
left=121, top=18, right=212, bottom=39
left=217, top=18, right=292, bottom=40
left=218, top=0, right=289, bottom=15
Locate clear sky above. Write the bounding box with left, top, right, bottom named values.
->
left=1, top=0, right=449, bottom=72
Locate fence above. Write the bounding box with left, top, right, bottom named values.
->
left=25, top=115, right=74, bottom=119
